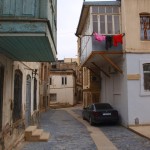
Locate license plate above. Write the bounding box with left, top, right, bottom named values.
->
left=103, top=113, right=111, bottom=116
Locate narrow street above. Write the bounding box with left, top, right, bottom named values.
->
left=18, top=105, right=150, bottom=150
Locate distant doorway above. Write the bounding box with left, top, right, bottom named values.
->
left=0, top=64, right=4, bottom=131
left=33, top=78, right=37, bottom=110
left=25, top=75, right=31, bottom=127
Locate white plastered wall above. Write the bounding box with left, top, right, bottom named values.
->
left=49, top=74, right=75, bottom=105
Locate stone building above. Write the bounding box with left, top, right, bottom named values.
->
left=49, top=59, right=78, bottom=106
left=0, top=0, right=57, bottom=149
left=76, top=0, right=150, bottom=127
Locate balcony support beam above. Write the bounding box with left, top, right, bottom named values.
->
left=86, top=66, right=101, bottom=79
left=91, top=62, right=110, bottom=78
left=99, top=54, right=123, bottom=74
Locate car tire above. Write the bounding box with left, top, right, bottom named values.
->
left=82, top=114, right=86, bottom=120
left=89, top=116, right=93, bottom=126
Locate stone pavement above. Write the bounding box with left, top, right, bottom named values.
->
left=21, top=108, right=97, bottom=150
left=65, top=106, right=117, bottom=150
left=18, top=104, right=150, bottom=150
left=19, top=105, right=117, bottom=150
left=129, top=126, right=150, bottom=140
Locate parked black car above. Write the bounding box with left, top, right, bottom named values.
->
left=82, top=103, right=119, bottom=125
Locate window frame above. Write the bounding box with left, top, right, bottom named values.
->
left=140, top=60, right=150, bottom=95
left=50, top=77, right=52, bottom=85
left=92, top=6, right=121, bottom=35
left=62, top=76, right=67, bottom=85
left=140, top=13, right=150, bottom=41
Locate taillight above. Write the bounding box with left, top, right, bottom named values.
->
left=112, top=111, right=118, bottom=116
left=92, top=112, right=99, bottom=117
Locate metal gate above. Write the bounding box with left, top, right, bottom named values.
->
left=13, top=70, right=22, bottom=122
left=25, top=75, right=31, bottom=127
left=0, top=64, right=4, bottom=131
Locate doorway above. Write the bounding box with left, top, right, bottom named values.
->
left=13, top=70, right=22, bottom=122
left=25, top=75, right=31, bottom=127
left=0, top=64, right=4, bottom=131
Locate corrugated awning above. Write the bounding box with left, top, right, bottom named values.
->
left=0, top=34, right=56, bottom=62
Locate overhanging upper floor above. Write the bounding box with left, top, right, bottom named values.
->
left=0, top=0, right=57, bottom=62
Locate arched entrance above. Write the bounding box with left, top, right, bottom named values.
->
left=0, top=64, right=4, bottom=131
left=25, top=75, right=31, bottom=127
left=13, top=69, right=22, bottom=122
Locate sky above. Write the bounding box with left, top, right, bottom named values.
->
left=57, top=0, right=114, bottom=60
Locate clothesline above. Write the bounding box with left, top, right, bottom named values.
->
left=81, top=33, right=125, bottom=37
left=93, top=32, right=125, bottom=49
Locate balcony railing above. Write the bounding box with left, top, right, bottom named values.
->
left=80, top=35, right=123, bottom=64
left=92, top=36, right=123, bottom=52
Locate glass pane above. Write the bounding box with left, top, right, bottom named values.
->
left=99, top=6, right=105, bottom=13
left=107, top=15, right=112, bottom=34
left=114, top=15, right=120, bottom=34
left=93, top=22, right=98, bottom=33
left=92, top=6, right=98, bottom=13
left=106, top=6, right=112, bottom=13
left=100, top=15, right=105, bottom=34
left=140, top=16, right=150, bottom=40
left=143, top=63, right=150, bottom=71
left=93, top=15, right=97, bottom=21
left=113, top=7, right=119, bottom=13
left=144, top=73, right=150, bottom=90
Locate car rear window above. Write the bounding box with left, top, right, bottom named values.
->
left=95, top=103, right=112, bottom=110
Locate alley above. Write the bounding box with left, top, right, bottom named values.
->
left=18, top=105, right=150, bottom=150
left=21, top=107, right=97, bottom=150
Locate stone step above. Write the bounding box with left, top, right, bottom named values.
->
left=39, top=132, right=50, bottom=142
left=25, top=126, right=37, bottom=139
left=24, top=126, right=50, bottom=142
left=32, top=129, right=43, bottom=137
left=25, top=126, right=37, bottom=132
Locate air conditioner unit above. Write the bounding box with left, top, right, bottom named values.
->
left=108, top=66, right=117, bottom=74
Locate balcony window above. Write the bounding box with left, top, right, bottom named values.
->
left=92, top=6, right=120, bottom=35
left=140, top=13, right=150, bottom=40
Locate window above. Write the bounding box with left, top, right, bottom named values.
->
left=50, top=93, right=57, bottom=102
left=143, top=63, right=150, bottom=91
left=92, top=6, right=120, bottom=34
left=140, top=60, right=150, bottom=95
left=50, top=77, right=52, bottom=85
left=65, top=77, right=67, bottom=85
left=140, top=13, right=150, bottom=40
left=62, top=77, right=67, bottom=85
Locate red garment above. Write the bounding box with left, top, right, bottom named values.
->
left=113, top=34, right=123, bottom=46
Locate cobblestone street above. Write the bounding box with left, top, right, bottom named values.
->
left=20, top=106, right=150, bottom=150
left=21, top=108, right=96, bottom=150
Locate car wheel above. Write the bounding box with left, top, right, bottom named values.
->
left=82, top=114, right=86, bottom=120
left=89, top=116, right=93, bottom=126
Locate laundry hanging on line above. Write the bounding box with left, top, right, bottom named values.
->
left=93, top=32, right=106, bottom=42
left=113, top=34, right=123, bottom=46
left=93, top=32, right=124, bottom=49
left=105, top=35, right=113, bottom=50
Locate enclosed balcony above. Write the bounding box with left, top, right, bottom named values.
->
left=76, top=1, right=123, bottom=74
left=0, top=0, right=57, bottom=62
